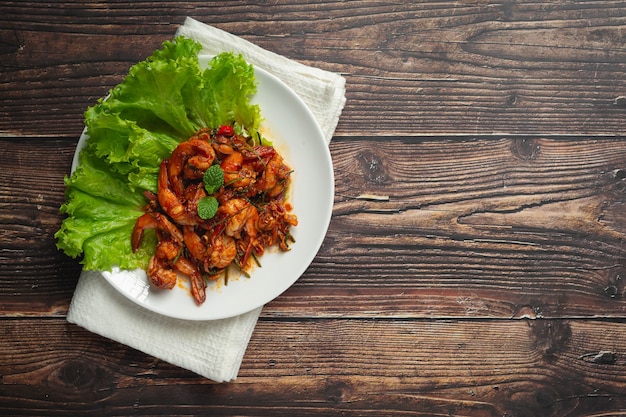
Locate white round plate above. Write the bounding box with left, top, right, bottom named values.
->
left=72, top=57, right=334, bottom=321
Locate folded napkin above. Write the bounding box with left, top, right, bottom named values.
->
left=67, top=17, right=346, bottom=382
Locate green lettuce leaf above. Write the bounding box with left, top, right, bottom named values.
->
left=84, top=108, right=180, bottom=193
left=55, top=36, right=262, bottom=271
left=188, top=52, right=261, bottom=137
left=100, top=38, right=203, bottom=138
left=55, top=152, right=148, bottom=266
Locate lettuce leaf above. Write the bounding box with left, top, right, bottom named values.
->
left=55, top=36, right=262, bottom=271
left=101, top=39, right=203, bottom=138
left=56, top=152, right=149, bottom=268
left=190, top=53, right=261, bottom=136
left=84, top=108, right=180, bottom=193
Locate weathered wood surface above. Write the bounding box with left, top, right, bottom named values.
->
left=1, top=319, right=625, bottom=416
left=2, top=137, right=626, bottom=319
left=2, top=1, right=626, bottom=416
left=2, top=1, right=626, bottom=137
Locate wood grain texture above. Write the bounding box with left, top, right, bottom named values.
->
left=2, top=1, right=626, bottom=137
left=1, top=319, right=625, bottom=416
left=0, top=137, right=81, bottom=316
left=2, top=136, right=625, bottom=320
left=3, top=2, right=626, bottom=415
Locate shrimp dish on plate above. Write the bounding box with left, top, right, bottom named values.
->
left=131, top=125, right=298, bottom=305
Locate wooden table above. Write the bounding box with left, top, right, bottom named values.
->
left=2, top=2, right=626, bottom=415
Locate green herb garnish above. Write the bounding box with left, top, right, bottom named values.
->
left=197, top=196, right=219, bottom=220
left=203, top=165, right=224, bottom=194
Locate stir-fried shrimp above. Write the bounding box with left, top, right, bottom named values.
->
left=157, top=160, right=198, bottom=226
left=131, top=212, right=183, bottom=253
left=173, top=256, right=206, bottom=305
left=183, top=225, right=206, bottom=261
left=183, top=183, right=207, bottom=221
left=147, top=256, right=178, bottom=289
left=132, top=125, right=297, bottom=305
left=132, top=212, right=183, bottom=291
left=220, top=152, right=256, bottom=189
left=168, top=139, right=215, bottom=194
left=219, top=198, right=258, bottom=239
left=207, top=233, right=237, bottom=270
left=259, top=153, right=291, bottom=197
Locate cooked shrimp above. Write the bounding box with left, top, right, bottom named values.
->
left=212, top=131, right=249, bottom=156
left=212, top=136, right=235, bottom=156
left=183, top=183, right=207, bottom=221
left=256, top=210, right=277, bottom=232
left=220, top=151, right=256, bottom=189
left=131, top=212, right=183, bottom=253
left=218, top=198, right=264, bottom=270
left=168, top=139, right=215, bottom=194
left=132, top=212, right=183, bottom=289
left=241, top=145, right=275, bottom=163
left=157, top=160, right=196, bottom=225
left=219, top=198, right=259, bottom=239
left=147, top=256, right=178, bottom=289
left=173, top=256, right=206, bottom=305
left=258, top=153, right=291, bottom=197
left=183, top=225, right=206, bottom=261
left=183, top=224, right=236, bottom=272
left=148, top=239, right=183, bottom=289
left=207, top=233, right=237, bottom=270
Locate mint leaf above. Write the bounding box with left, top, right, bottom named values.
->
left=203, top=165, right=224, bottom=194
left=197, top=196, right=219, bottom=219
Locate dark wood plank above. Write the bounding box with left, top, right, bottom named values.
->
left=0, top=318, right=624, bottom=416
left=2, top=1, right=626, bottom=137
left=0, top=137, right=82, bottom=316
left=283, top=136, right=626, bottom=319
left=2, top=136, right=625, bottom=320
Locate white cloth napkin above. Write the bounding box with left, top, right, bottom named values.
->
left=66, top=17, right=346, bottom=382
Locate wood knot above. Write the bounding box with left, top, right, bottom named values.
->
left=613, top=169, right=626, bottom=180
left=603, top=271, right=623, bottom=299
left=609, top=169, right=626, bottom=194
left=0, top=32, right=22, bottom=56
left=357, top=150, right=389, bottom=184
left=506, top=93, right=519, bottom=106
left=324, top=380, right=353, bottom=405
left=604, top=285, right=619, bottom=298
left=529, top=319, right=572, bottom=361
left=535, top=388, right=556, bottom=408
left=511, top=138, right=539, bottom=161
left=512, top=304, right=543, bottom=319
left=56, top=358, right=101, bottom=390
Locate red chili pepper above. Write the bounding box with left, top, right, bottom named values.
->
left=217, top=125, right=234, bottom=137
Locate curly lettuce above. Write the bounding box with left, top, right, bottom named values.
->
left=55, top=37, right=262, bottom=271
